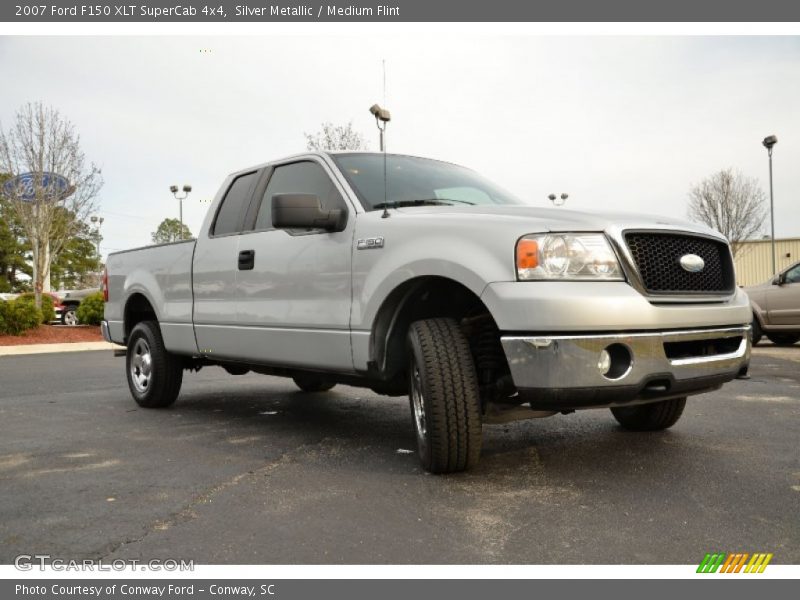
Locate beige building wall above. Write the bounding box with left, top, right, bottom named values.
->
left=733, top=238, right=800, bottom=286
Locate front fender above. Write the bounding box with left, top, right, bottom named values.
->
left=355, top=258, right=496, bottom=331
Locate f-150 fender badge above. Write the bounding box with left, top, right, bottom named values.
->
left=357, top=237, right=384, bottom=250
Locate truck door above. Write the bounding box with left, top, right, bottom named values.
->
left=193, top=170, right=259, bottom=360
left=767, top=263, right=800, bottom=325
left=234, top=158, right=355, bottom=371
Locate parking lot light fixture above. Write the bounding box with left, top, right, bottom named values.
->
left=170, top=184, right=192, bottom=239
left=89, top=215, right=104, bottom=257
left=369, top=103, right=391, bottom=152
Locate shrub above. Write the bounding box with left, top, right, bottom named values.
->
left=0, top=300, right=7, bottom=334
left=76, top=291, right=105, bottom=326
left=0, top=297, right=42, bottom=335
left=17, top=292, right=56, bottom=324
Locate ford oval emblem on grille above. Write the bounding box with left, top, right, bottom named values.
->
left=679, top=254, right=705, bottom=273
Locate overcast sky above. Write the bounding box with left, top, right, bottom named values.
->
left=0, top=35, right=798, bottom=256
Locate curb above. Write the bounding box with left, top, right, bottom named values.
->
left=0, top=341, right=124, bottom=357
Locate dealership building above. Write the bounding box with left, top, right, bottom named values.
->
left=734, top=237, right=800, bottom=286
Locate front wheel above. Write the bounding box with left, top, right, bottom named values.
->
left=766, top=333, right=800, bottom=346
left=62, top=307, right=78, bottom=326
left=126, top=320, right=183, bottom=408
left=611, top=397, right=686, bottom=431
left=751, top=316, right=762, bottom=346
left=407, top=318, right=482, bottom=474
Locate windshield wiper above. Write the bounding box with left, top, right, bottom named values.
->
left=373, top=198, right=476, bottom=209
left=435, top=198, right=476, bottom=205
left=373, top=199, right=453, bottom=209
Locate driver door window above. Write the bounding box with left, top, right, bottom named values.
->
left=784, top=265, right=800, bottom=284
left=254, top=161, right=346, bottom=230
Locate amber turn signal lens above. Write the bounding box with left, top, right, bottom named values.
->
left=516, top=239, right=539, bottom=270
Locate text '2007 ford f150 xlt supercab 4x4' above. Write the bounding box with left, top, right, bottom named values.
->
left=103, top=152, right=751, bottom=473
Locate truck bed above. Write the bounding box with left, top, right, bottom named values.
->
left=104, top=239, right=197, bottom=354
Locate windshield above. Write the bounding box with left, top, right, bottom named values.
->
left=331, top=153, right=525, bottom=211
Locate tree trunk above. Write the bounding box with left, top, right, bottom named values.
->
left=32, top=238, right=43, bottom=308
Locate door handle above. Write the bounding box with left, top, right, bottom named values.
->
left=238, top=249, right=255, bottom=270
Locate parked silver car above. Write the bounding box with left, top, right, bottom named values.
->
left=746, top=261, right=800, bottom=346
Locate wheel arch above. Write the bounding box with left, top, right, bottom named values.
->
left=124, top=292, right=159, bottom=341
left=751, top=303, right=768, bottom=329
left=368, top=275, right=500, bottom=382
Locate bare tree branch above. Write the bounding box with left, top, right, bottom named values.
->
left=0, top=102, right=102, bottom=306
left=687, top=168, right=766, bottom=257
left=304, top=121, right=369, bottom=151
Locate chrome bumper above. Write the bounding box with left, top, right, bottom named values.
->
left=100, top=320, right=112, bottom=343
left=501, top=326, right=750, bottom=409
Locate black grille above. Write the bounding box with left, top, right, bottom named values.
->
left=624, top=232, right=734, bottom=294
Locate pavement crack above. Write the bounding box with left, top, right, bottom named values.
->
left=92, top=439, right=328, bottom=560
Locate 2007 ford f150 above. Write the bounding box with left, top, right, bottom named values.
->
left=103, top=152, right=751, bottom=473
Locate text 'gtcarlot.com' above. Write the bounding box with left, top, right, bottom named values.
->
left=14, top=555, right=193, bottom=571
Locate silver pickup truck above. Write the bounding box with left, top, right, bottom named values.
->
left=103, top=152, right=751, bottom=473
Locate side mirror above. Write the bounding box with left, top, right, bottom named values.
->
left=772, top=274, right=785, bottom=286
left=271, top=194, right=345, bottom=232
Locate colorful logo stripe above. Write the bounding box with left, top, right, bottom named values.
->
left=697, top=552, right=773, bottom=573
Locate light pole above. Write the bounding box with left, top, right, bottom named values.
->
left=170, top=184, right=192, bottom=239
left=762, top=135, right=777, bottom=277
left=370, top=104, right=392, bottom=218
left=89, top=215, right=104, bottom=257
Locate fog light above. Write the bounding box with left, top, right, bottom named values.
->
left=601, top=343, right=633, bottom=380
left=598, top=349, right=611, bottom=373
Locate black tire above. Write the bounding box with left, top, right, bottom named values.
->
left=292, top=375, right=335, bottom=393
left=126, top=320, right=183, bottom=408
left=766, top=333, right=800, bottom=347
left=611, top=397, right=686, bottom=431
left=407, top=318, right=482, bottom=474
left=751, top=316, right=762, bottom=346
left=62, top=306, right=78, bottom=326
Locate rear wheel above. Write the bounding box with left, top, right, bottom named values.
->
left=126, top=320, right=183, bottom=408
left=751, top=316, right=762, bottom=346
left=611, top=397, right=686, bottom=431
left=766, top=333, right=800, bottom=346
left=292, top=375, right=335, bottom=393
left=407, top=318, right=482, bottom=474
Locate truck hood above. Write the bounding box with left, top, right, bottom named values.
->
left=389, top=204, right=725, bottom=240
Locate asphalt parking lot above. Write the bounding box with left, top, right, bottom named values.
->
left=1, top=346, right=798, bottom=564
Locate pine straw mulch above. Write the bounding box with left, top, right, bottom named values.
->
left=0, top=325, right=103, bottom=346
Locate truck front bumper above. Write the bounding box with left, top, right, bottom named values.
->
left=501, top=326, right=750, bottom=409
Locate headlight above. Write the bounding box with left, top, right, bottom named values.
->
left=516, top=233, right=624, bottom=281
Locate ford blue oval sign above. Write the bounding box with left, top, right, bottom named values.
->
left=2, top=172, right=72, bottom=202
